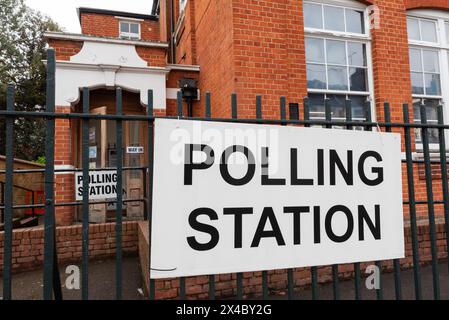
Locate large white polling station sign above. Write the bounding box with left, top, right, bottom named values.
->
left=150, top=119, right=404, bottom=279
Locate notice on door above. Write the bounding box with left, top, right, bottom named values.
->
left=150, top=119, right=405, bottom=279
left=127, top=146, right=144, bottom=154
left=75, top=170, right=118, bottom=201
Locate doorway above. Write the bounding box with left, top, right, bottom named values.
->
left=75, top=89, right=147, bottom=223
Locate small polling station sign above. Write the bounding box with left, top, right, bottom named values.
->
left=75, top=170, right=118, bottom=201
left=150, top=119, right=405, bottom=279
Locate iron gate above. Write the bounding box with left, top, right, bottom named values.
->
left=1, top=49, right=449, bottom=300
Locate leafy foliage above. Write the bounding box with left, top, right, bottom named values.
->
left=0, top=0, right=61, bottom=161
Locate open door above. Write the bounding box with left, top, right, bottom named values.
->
left=124, top=120, right=145, bottom=220
left=87, top=106, right=108, bottom=223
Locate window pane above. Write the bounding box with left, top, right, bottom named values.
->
left=413, top=99, right=440, bottom=144
left=407, top=18, right=420, bottom=40
left=347, top=42, right=366, bottom=66
left=130, top=23, right=139, bottom=34
left=422, top=50, right=439, bottom=73
left=326, top=40, right=346, bottom=65
left=349, top=67, right=367, bottom=91
left=424, top=73, right=441, bottom=95
left=307, top=64, right=327, bottom=89
left=308, top=93, right=325, bottom=119
left=305, top=37, right=325, bottom=63
left=304, top=3, right=323, bottom=29
left=420, top=20, right=437, bottom=42
left=446, top=23, right=449, bottom=44
left=413, top=101, right=421, bottom=122
left=413, top=100, right=422, bottom=143
left=409, top=48, right=422, bottom=71
left=324, top=6, right=345, bottom=32
left=348, top=95, right=366, bottom=121
left=411, top=72, right=424, bottom=94
left=120, top=22, right=129, bottom=33
left=328, top=66, right=348, bottom=90
left=307, top=94, right=368, bottom=127
left=346, top=9, right=364, bottom=34
left=328, top=94, right=346, bottom=120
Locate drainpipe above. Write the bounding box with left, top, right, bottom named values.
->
left=170, top=0, right=176, bottom=64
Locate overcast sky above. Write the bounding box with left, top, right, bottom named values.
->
left=24, top=0, right=154, bottom=33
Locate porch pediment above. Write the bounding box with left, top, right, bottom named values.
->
left=70, top=41, right=149, bottom=67
left=53, top=40, right=168, bottom=108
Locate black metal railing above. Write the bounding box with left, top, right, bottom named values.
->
left=1, top=48, right=449, bottom=300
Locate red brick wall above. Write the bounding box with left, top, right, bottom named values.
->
left=232, top=0, right=303, bottom=119
left=135, top=46, right=167, bottom=67
left=178, top=0, right=197, bottom=65
left=80, top=13, right=160, bottom=42
left=54, top=106, right=75, bottom=226
left=183, top=0, right=236, bottom=118
left=48, top=40, right=83, bottom=61
left=371, top=0, right=412, bottom=117
left=406, top=0, right=449, bottom=10
left=0, top=222, right=138, bottom=273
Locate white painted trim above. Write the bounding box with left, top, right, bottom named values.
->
left=44, top=32, right=169, bottom=48
left=174, top=10, right=186, bottom=46
left=119, top=20, right=141, bottom=40
left=115, top=16, right=144, bottom=22
left=167, top=64, right=200, bottom=72
left=407, top=10, right=449, bottom=145
left=408, top=9, right=449, bottom=21
left=304, top=0, right=366, bottom=11
left=52, top=61, right=168, bottom=108
left=304, top=29, right=370, bottom=41
left=53, top=60, right=169, bottom=74
left=304, top=0, right=375, bottom=122
left=55, top=165, right=76, bottom=175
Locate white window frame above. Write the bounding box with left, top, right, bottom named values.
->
left=407, top=9, right=449, bottom=150
left=180, top=0, right=187, bottom=14
left=119, top=20, right=141, bottom=40
left=304, top=0, right=375, bottom=123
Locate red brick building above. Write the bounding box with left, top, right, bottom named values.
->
left=45, top=0, right=449, bottom=226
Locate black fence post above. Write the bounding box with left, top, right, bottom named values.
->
left=345, top=99, right=361, bottom=301
left=364, top=101, right=383, bottom=300
left=384, top=102, right=403, bottom=301
left=42, top=48, right=60, bottom=300
left=231, top=93, right=244, bottom=300
left=147, top=90, right=156, bottom=300
left=419, top=104, right=440, bottom=300
left=304, top=97, right=319, bottom=300
left=177, top=90, right=186, bottom=300
left=81, top=87, right=90, bottom=300
left=403, top=104, right=422, bottom=300
left=282, top=97, right=295, bottom=300
left=256, top=95, right=269, bottom=300
left=3, top=84, right=14, bottom=300
left=324, top=98, right=340, bottom=300
left=205, top=92, right=215, bottom=301
left=115, top=88, right=123, bottom=300
left=437, top=105, right=449, bottom=292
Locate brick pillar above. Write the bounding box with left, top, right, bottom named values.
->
left=54, top=106, right=75, bottom=226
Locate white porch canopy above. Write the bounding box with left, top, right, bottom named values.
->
left=51, top=37, right=169, bottom=108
